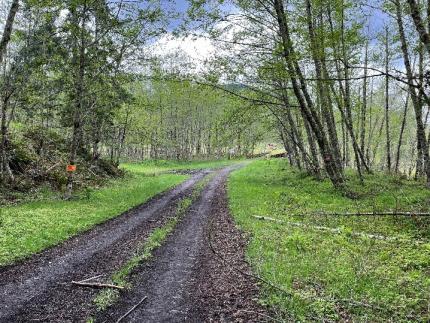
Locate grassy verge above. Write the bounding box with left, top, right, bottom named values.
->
left=0, top=166, right=188, bottom=266
left=228, top=159, right=430, bottom=322
left=92, top=172, right=213, bottom=312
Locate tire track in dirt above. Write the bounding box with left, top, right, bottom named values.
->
left=96, top=163, right=267, bottom=322
left=0, top=171, right=208, bottom=322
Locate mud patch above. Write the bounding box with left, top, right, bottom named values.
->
left=189, top=181, right=270, bottom=322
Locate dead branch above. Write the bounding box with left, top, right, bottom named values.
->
left=43, top=162, right=62, bottom=174
left=206, top=217, right=293, bottom=297
left=256, top=211, right=430, bottom=217
left=116, top=296, right=148, bottom=323
left=207, top=216, right=389, bottom=312
left=78, top=274, right=104, bottom=283
left=252, top=215, right=428, bottom=245
left=71, top=281, right=124, bottom=290
left=236, top=309, right=283, bottom=322
left=315, top=211, right=430, bottom=216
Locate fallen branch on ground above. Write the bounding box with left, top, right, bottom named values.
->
left=252, top=215, right=427, bottom=245
left=78, top=274, right=104, bottom=283
left=237, top=309, right=283, bottom=322
left=71, top=281, right=124, bottom=290
left=116, top=296, right=148, bottom=323
left=43, top=162, right=62, bottom=174
left=290, top=211, right=430, bottom=217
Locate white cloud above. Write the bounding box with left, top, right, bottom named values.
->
left=154, top=34, right=214, bottom=60
left=149, top=33, right=215, bottom=73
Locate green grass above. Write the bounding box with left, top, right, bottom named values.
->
left=228, top=159, right=430, bottom=322
left=93, top=209, right=185, bottom=311
left=121, top=159, right=241, bottom=176
left=0, top=166, right=188, bottom=266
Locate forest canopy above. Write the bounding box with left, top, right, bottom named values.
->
left=1, top=0, right=430, bottom=197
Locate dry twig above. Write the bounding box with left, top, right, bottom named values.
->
left=71, top=281, right=124, bottom=290
left=116, top=296, right=148, bottom=323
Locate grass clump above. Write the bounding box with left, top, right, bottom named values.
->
left=228, top=159, right=430, bottom=322
left=0, top=165, right=188, bottom=266
left=94, top=213, right=183, bottom=311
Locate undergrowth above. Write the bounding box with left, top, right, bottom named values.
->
left=228, top=159, right=430, bottom=322
left=1, top=124, right=122, bottom=205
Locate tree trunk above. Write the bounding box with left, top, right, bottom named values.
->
left=384, top=27, right=392, bottom=173
left=273, top=0, right=345, bottom=189
left=361, top=40, right=368, bottom=157
left=326, top=3, right=370, bottom=176
left=407, top=0, right=430, bottom=56
left=0, top=0, right=20, bottom=65
left=65, top=4, right=87, bottom=199
left=0, top=94, right=14, bottom=183
left=305, top=0, right=342, bottom=174
left=395, top=0, right=430, bottom=185
left=0, top=0, right=19, bottom=183
left=395, top=93, right=409, bottom=173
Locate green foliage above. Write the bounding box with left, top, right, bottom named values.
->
left=228, top=160, right=430, bottom=321
left=1, top=124, right=122, bottom=204
left=120, top=79, right=269, bottom=161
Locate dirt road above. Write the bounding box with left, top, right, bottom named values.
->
left=0, top=165, right=267, bottom=322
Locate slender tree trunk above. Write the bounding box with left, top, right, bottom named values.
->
left=0, top=94, right=14, bottom=182
left=116, top=110, right=130, bottom=165
left=384, top=27, right=392, bottom=173
left=305, top=0, right=342, bottom=174
left=395, top=0, right=430, bottom=185
left=65, top=4, right=87, bottom=199
left=92, top=120, right=102, bottom=162
left=0, top=0, right=20, bottom=65
left=407, top=0, right=430, bottom=56
left=395, top=93, right=409, bottom=173
left=372, top=114, right=386, bottom=167
left=277, top=91, right=320, bottom=175
left=366, top=79, right=374, bottom=165
left=361, top=40, right=368, bottom=156
left=326, top=3, right=370, bottom=175
left=0, top=0, right=19, bottom=183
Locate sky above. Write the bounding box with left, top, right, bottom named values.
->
left=150, top=0, right=220, bottom=72
left=152, top=0, right=392, bottom=73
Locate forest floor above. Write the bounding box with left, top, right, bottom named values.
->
left=229, top=159, right=430, bottom=322
left=0, top=162, right=268, bottom=322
